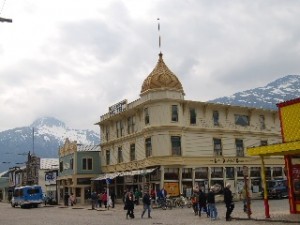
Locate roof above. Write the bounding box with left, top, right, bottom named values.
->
left=247, top=140, right=300, bottom=156
left=40, top=158, right=59, bottom=170
left=77, top=144, right=101, bottom=152
left=140, top=53, right=184, bottom=95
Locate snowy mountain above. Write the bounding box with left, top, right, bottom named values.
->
left=209, top=75, right=300, bottom=109
left=0, top=117, right=100, bottom=172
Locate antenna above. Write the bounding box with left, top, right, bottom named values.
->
left=157, top=18, right=161, bottom=52
left=0, top=0, right=12, bottom=23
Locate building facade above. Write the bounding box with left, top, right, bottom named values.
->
left=57, top=138, right=101, bottom=204
left=96, top=53, right=284, bottom=198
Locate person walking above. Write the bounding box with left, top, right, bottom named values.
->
left=198, top=189, right=208, bottom=217
left=125, top=194, right=135, bottom=219
left=141, top=191, right=152, bottom=219
left=97, top=192, right=103, bottom=208
left=69, top=193, right=76, bottom=206
left=91, top=191, right=98, bottom=210
left=110, top=190, right=116, bottom=208
left=224, top=183, right=234, bottom=221
left=207, top=186, right=218, bottom=220
left=102, top=191, right=108, bottom=208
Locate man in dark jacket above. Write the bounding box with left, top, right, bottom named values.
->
left=223, top=183, right=234, bottom=221
left=141, top=191, right=152, bottom=219
left=207, top=186, right=218, bottom=220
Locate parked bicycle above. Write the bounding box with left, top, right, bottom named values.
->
left=156, top=196, right=173, bottom=210
left=173, top=195, right=192, bottom=208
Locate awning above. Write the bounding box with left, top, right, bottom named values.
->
left=91, top=168, right=157, bottom=181
left=247, top=140, right=300, bottom=156
left=91, top=172, right=119, bottom=181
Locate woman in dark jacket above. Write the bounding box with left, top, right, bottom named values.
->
left=224, top=183, right=234, bottom=221
left=198, top=189, right=208, bottom=217
left=125, top=194, right=135, bottom=219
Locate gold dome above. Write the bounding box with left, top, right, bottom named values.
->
left=140, top=53, right=184, bottom=94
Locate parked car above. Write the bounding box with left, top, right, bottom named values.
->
left=261, top=179, right=288, bottom=199
left=11, top=185, right=43, bottom=208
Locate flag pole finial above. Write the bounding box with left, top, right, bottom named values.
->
left=157, top=18, right=161, bottom=53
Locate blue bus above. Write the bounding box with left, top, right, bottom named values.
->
left=11, top=185, right=43, bottom=208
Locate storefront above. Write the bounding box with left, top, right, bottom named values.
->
left=248, top=98, right=300, bottom=215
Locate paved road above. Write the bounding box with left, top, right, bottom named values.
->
left=0, top=199, right=299, bottom=225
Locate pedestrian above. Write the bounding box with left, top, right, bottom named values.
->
left=141, top=191, right=152, bottom=219
left=110, top=190, right=116, bottom=208
left=224, top=183, right=234, bottom=221
left=64, top=192, right=69, bottom=206
left=91, top=191, right=98, bottom=209
left=207, top=186, right=218, bottom=220
left=191, top=189, right=199, bottom=215
left=69, top=193, right=76, bottom=206
left=125, top=193, right=135, bottom=219
left=198, top=188, right=208, bottom=217
left=102, top=191, right=108, bottom=208
left=97, top=192, right=103, bottom=207
left=134, top=189, right=142, bottom=205
left=241, top=184, right=252, bottom=214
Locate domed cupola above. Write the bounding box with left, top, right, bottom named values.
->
left=140, top=53, right=185, bottom=95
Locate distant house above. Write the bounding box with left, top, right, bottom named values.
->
left=57, top=138, right=101, bottom=204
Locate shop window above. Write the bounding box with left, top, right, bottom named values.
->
left=226, top=167, right=234, bottom=178
left=213, top=111, right=219, bottom=126
left=144, top=108, right=149, bottom=125
left=164, top=168, right=179, bottom=180
left=265, top=167, right=271, bottom=178
left=145, top=137, right=152, bottom=158
left=82, top=158, right=92, bottom=170
left=235, top=114, right=249, bottom=126
left=237, top=167, right=244, bottom=177
left=182, top=168, right=192, bottom=179
left=130, top=144, right=135, bottom=161
left=195, top=167, right=208, bottom=179
left=272, top=167, right=283, bottom=177
left=106, top=150, right=110, bottom=165
left=250, top=167, right=261, bottom=177
left=213, top=138, right=222, bottom=156
left=211, top=167, right=223, bottom=178
left=190, top=108, right=196, bottom=124
left=171, top=136, right=181, bottom=156
left=118, top=146, right=123, bottom=163
left=171, top=105, right=178, bottom=122
left=235, top=139, right=244, bottom=157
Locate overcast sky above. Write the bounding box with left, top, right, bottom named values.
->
left=1, top=0, right=300, bottom=132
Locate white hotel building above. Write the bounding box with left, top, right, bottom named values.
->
left=95, top=52, right=284, bottom=197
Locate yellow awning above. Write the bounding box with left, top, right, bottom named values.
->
left=247, top=140, right=300, bottom=156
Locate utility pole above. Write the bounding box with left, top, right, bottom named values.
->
left=0, top=17, right=12, bottom=23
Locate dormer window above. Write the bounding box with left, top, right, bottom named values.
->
left=171, top=105, right=178, bottom=122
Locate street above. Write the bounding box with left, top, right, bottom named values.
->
left=0, top=199, right=299, bottom=225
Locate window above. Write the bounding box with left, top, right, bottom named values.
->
left=211, top=167, right=223, bottom=178
left=59, top=161, right=63, bottom=172
left=120, top=121, right=124, bottom=137
left=144, top=108, right=149, bottom=124
left=250, top=167, right=261, bottom=177
left=226, top=167, right=234, bottom=178
left=164, top=168, right=179, bottom=180
left=118, top=146, right=123, bottom=163
left=261, top=140, right=268, bottom=146
left=171, top=136, right=181, bottom=156
left=190, top=108, right=196, bottom=124
left=235, top=114, right=249, bottom=126
left=213, top=111, right=219, bottom=126
left=237, top=167, right=244, bottom=177
left=130, top=144, right=135, bottom=161
left=70, top=158, right=74, bottom=170
left=195, top=167, right=208, bottom=179
left=273, top=167, right=283, bottom=177
left=182, top=168, right=192, bottom=179
left=213, top=138, right=222, bottom=156
left=116, top=121, right=120, bottom=138
left=82, top=158, right=92, bottom=170
left=145, top=137, right=152, bottom=157
left=105, top=126, right=110, bottom=141
left=259, top=115, right=266, bottom=130
left=235, top=139, right=244, bottom=157
left=127, top=116, right=135, bottom=134
left=171, top=105, right=178, bottom=122
left=106, top=150, right=110, bottom=165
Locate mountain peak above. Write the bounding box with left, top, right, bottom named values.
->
left=30, top=117, right=66, bottom=128
left=209, top=74, right=300, bottom=110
